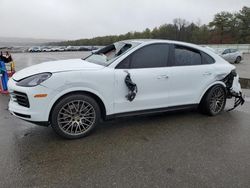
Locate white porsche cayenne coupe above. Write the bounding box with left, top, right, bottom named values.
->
left=8, top=40, right=244, bottom=139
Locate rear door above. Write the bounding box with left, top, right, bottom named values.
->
left=167, top=45, right=216, bottom=107
left=114, top=43, right=171, bottom=114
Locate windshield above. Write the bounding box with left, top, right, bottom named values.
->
left=84, top=41, right=140, bottom=66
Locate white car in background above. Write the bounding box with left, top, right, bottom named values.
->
left=65, top=46, right=75, bottom=51
left=8, top=40, right=244, bottom=139
left=28, top=47, right=41, bottom=52
left=41, top=47, right=52, bottom=52
left=52, top=47, right=65, bottom=52
left=221, top=48, right=243, bottom=64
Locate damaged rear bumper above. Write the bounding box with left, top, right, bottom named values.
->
left=222, top=70, right=245, bottom=111
left=227, top=90, right=245, bottom=111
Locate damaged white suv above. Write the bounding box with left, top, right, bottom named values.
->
left=8, top=40, right=244, bottom=139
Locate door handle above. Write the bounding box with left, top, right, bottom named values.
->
left=157, top=75, right=169, bottom=79
left=203, top=72, right=212, bottom=76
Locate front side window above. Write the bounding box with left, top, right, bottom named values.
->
left=174, top=46, right=202, bottom=66
left=117, top=44, right=169, bottom=69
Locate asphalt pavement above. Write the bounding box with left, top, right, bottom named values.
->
left=0, top=52, right=250, bottom=187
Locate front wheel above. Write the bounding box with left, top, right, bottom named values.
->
left=200, top=85, right=227, bottom=116
left=50, top=94, right=101, bottom=139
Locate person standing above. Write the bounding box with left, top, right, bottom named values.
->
left=5, top=51, right=13, bottom=63
left=0, top=51, right=6, bottom=62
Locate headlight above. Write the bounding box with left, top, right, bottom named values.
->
left=16, top=73, right=52, bottom=87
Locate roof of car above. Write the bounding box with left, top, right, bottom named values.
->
left=122, top=39, right=200, bottom=47
left=120, top=39, right=224, bottom=60
left=123, top=39, right=210, bottom=51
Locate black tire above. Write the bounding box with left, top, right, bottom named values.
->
left=235, top=56, right=241, bottom=64
left=50, top=94, right=101, bottom=139
left=200, top=85, right=227, bottom=116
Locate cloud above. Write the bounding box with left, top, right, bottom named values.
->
left=0, top=0, right=249, bottom=40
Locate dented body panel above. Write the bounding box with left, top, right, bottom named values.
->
left=222, top=71, right=245, bottom=110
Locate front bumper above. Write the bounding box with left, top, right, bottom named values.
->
left=8, top=78, right=55, bottom=122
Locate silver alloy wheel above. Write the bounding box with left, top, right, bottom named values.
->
left=209, top=87, right=225, bottom=114
left=57, top=100, right=96, bottom=136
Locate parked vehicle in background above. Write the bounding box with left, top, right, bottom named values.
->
left=52, top=47, right=65, bottom=52
left=27, top=46, right=100, bottom=53
left=220, top=49, right=243, bottom=64
left=65, top=46, right=85, bottom=51
left=8, top=40, right=244, bottom=139
left=65, top=46, right=74, bottom=51
left=41, top=47, right=52, bottom=52
left=78, top=46, right=90, bottom=51
left=28, top=47, right=41, bottom=52
left=89, top=46, right=99, bottom=51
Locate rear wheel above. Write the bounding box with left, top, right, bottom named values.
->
left=235, top=56, right=241, bottom=64
left=200, top=85, right=227, bottom=116
left=51, top=94, right=100, bottom=139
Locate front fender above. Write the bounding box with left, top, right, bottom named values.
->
left=41, top=70, right=114, bottom=120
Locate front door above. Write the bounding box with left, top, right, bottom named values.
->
left=114, top=43, right=171, bottom=114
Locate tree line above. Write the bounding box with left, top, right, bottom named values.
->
left=53, top=6, right=250, bottom=46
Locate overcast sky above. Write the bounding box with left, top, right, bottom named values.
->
left=0, top=0, right=249, bottom=40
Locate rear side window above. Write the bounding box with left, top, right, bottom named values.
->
left=230, top=49, right=237, bottom=53
left=202, top=52, right=215, bottom=64
left=174, top=46, right=201, bottom=66
left=116, top=44, right=169, bottom=69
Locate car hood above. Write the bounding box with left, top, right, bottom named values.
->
left=12, top=59, right=104, bottom=81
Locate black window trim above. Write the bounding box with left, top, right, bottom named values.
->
left=115, top=43, right=171, bottom=69
left=170, top=44, right=215, bottom=67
